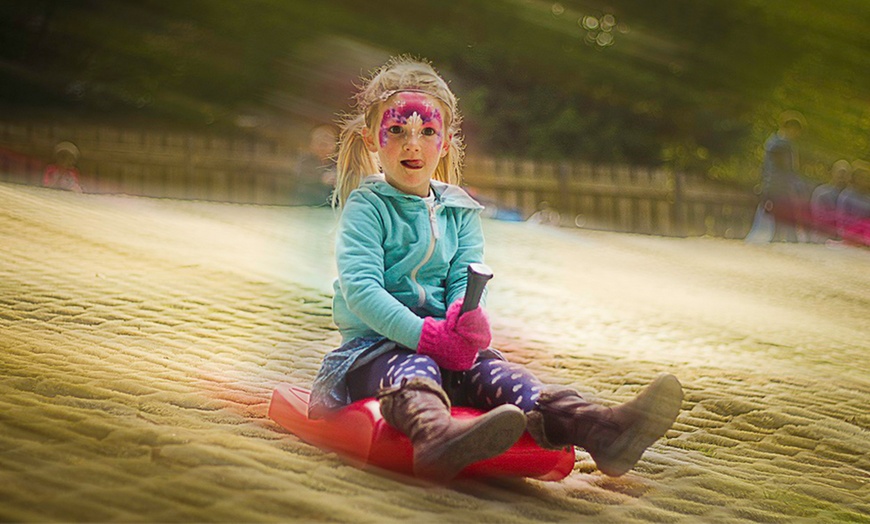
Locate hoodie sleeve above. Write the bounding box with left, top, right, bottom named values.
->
left=336, top=191, right=426, bottom=349
left=445, top=208, right=486, bottom=307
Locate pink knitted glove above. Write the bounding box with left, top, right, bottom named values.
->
left=417, top=299, right=492, bottom=371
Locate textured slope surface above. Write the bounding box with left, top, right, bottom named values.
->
left=1, top=183, right=867, bottom=523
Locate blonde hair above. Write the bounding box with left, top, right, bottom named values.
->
left=332, top=56, right=464, bottom=208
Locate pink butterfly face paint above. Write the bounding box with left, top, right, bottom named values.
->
left=372, top=91, right=449, bottom=197
left=378, top=92, right=444, bottom=149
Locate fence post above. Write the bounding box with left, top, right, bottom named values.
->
left=670, top=170, right=687, bottom=237
left=558, top=161, right=570, bottom=218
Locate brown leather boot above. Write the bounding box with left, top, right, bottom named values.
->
left=377, top=377, right=526, bottom=482
left=527, top=374, right=683, bottom=477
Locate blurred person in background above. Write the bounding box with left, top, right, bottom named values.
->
left=835, top=160, right=870, bottom=246
left=42, top=141, right=83, bottom=193
left=290, top=123, right=338, bottom=206
left=746, top=110, right=808, bottom=243
left=810, top=159, right=852, bottom=242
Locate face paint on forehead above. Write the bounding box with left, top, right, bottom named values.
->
left=378, top=92, right=444, bottom=148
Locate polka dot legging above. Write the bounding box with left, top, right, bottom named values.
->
left=346, top=348, right=543, bottom=413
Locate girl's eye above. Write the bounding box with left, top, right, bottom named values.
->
left=421, top=127, right=437, bottom=136
left=388, top=125, right=403, bottom=134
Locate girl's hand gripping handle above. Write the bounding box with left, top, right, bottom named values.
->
left=417, top=264, right=494, bottom=371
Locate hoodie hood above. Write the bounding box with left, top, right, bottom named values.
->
left=359, top=174, right=484, bottom=210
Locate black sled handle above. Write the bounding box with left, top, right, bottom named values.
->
left=460, top=263, right=493, bottom=315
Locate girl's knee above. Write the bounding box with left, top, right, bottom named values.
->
left=383, top=354, right=442, bottom=388
left=466, top=359, right=542, bottom=412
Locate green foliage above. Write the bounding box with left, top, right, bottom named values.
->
left=1, top=0, right=868, bottom=186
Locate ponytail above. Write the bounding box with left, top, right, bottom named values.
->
left=433, top=130, right=464, bottom=187
left=332, top=113, right=378, bottom=209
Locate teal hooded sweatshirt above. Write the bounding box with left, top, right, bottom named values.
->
left=332, top=174, right=486, bottom=349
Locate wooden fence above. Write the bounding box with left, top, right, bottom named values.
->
left=0, top=122, right=296, bottom=205
left=0, top=122, right=757, bottom=238
left=463, top=157, right=757, bottom=238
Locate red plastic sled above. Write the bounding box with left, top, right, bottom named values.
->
left=268, top=384, right=575, bottom=481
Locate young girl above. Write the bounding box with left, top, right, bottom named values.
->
left=309, top=56, right=683, bottom=482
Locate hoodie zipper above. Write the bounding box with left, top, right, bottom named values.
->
left=410, top=198, right=440, bottom=308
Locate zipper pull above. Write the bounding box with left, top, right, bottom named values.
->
left=428, top=202, right=441, bottom=240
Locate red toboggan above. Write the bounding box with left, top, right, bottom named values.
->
left=268, top=384, right=575, bottom=481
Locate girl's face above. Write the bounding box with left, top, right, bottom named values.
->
left=364, top=91, right=449, bottom=197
